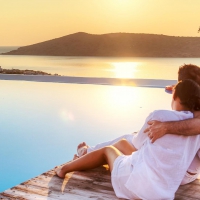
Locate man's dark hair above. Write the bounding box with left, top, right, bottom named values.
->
left=178, top=64, right=200, bottom=85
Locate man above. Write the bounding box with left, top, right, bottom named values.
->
left=145, top=64, right=200, bottom=143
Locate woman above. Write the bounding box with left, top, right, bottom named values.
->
left=56, top=79, right=200, bottom=200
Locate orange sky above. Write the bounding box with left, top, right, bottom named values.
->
left=1, top=0, right=200, bottom=46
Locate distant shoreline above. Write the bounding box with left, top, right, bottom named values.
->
left=0, top=74, right=177, bottom=88
left=0, top=67, right=60, bottom=76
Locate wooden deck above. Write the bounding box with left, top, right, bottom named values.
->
left=0, top=164, right=200, bottom=200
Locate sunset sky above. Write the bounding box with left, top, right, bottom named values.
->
left=1, top=0, right=200, bottom=46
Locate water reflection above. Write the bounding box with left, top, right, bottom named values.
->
left=112, top=62, right=139, bottom=78
left=106, top=86, right=138, bottom=107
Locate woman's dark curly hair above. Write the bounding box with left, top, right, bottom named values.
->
left=178, top=64, right=200, bottom=85
left=174, top=79, right=200, bottom=111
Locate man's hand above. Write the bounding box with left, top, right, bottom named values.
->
left=144, top=120, right=167, bottom=143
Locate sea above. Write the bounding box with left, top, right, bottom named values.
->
left=1, top=46, right=200, bottom=80
left=0, top=46, right=200, bottom=193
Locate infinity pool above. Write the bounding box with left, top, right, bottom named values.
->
left=0, top=80, right=172, bottom=192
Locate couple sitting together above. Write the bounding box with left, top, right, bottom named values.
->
left=56, top=64, right=200, bottom=200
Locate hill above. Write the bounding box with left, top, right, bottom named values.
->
left=2, top=32, right=200, bottom=57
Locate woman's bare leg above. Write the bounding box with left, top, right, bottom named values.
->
left=113, top=139, right=137, bottom=155
left=77, top=138, right=137, bottom=158
left=76, top=134, right=135, bottom=157
left=56, top=146, right=122, bottom=178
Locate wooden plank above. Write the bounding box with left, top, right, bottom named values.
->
left=1, top=165, right=200, bottom=200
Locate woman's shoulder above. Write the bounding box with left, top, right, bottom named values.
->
left=149, top=110, right=193, bottom=122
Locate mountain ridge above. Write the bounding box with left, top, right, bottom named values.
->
left=3, top=32, right=200, bottom=57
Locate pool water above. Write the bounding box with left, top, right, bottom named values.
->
left=0, top=80, right=172, bottom=192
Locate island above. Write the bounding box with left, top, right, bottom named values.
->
left=2, top=32, right=200, bottom=57
left=0, top=66, right=60, bottom=76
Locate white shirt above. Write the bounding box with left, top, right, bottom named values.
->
left=126, top=110, right=200, bottom=200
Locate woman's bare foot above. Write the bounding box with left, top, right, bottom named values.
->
left=77, top=142, right=89, bottom=157
left=55, top=155, right=78, bottom=178
left=55, top=167, right=66, bottom=178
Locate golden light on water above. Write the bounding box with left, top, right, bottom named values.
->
left=112, top=62, right=138, bottom=79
